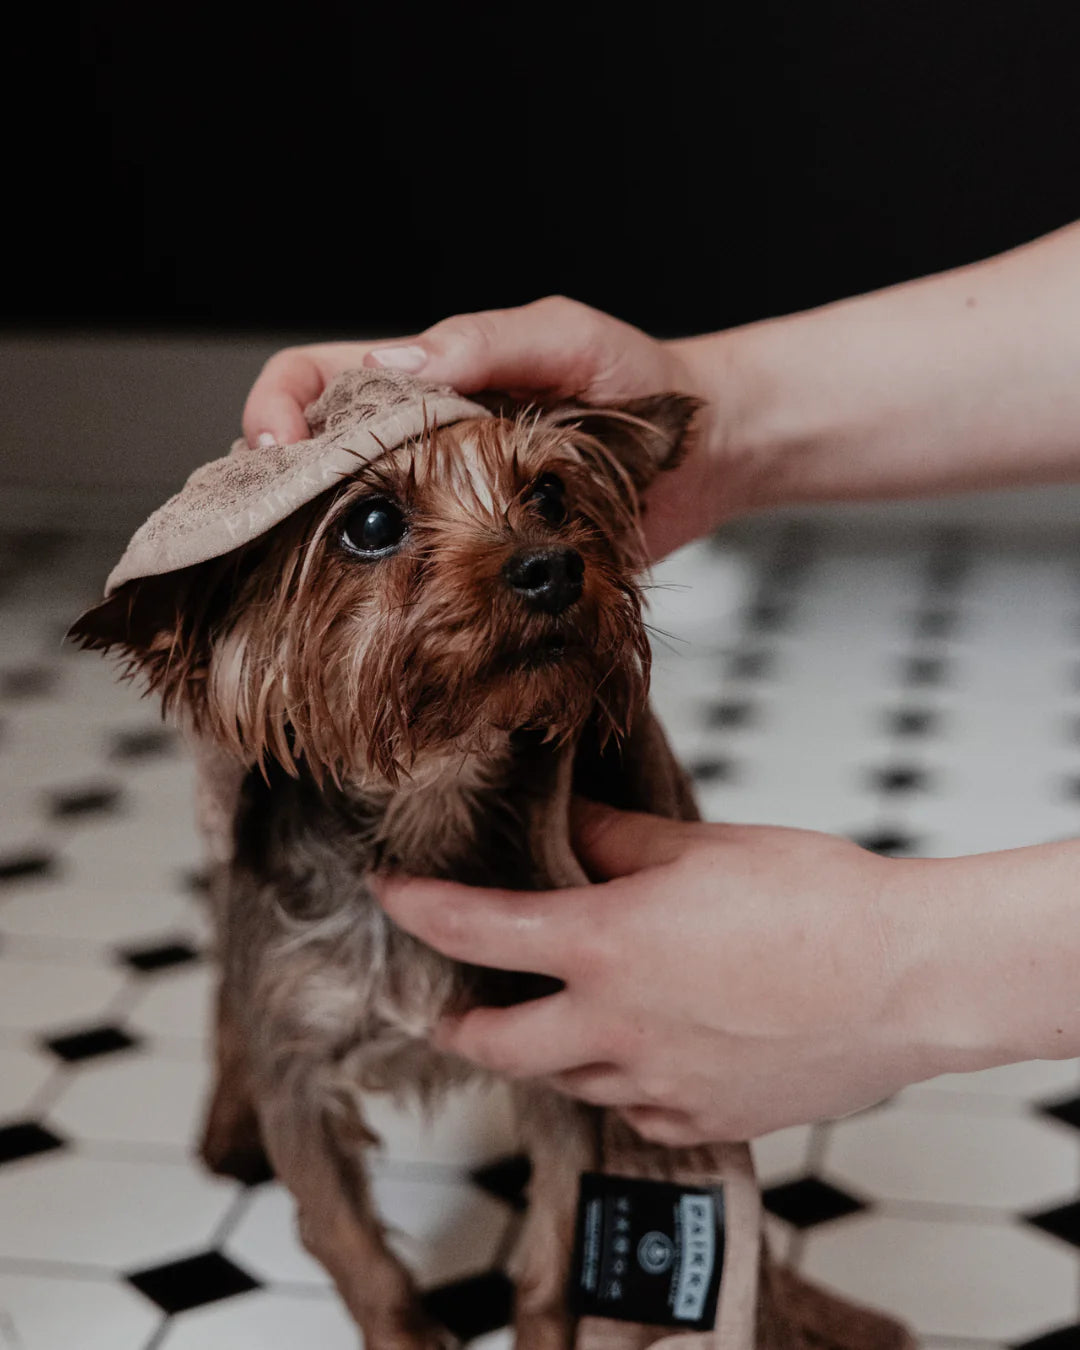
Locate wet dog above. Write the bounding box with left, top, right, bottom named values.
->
left=73, top=388, right=708, bottom=1350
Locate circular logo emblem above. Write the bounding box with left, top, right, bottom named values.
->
left=637, top=1230, right=675, bottom=1275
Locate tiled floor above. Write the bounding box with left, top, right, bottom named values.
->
left=3, top=520, right=1080, bottom=1348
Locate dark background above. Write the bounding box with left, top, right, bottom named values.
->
left=16, top=1, right=1080, bottom=338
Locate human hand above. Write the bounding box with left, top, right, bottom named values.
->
left=241, top=298, right=748, bottom=558
left=375, top=800, right=996, bottom=1145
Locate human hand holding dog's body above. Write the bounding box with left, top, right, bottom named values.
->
left=378, top=807, right=1080, bottom=1146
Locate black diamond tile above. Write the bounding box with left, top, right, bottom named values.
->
left=183, top=867, right=212, bottom=896
left=1015, top=1325, right=1080, bottom=1350
left=0, top=666, right=57, bottom=700
left=853, top=830, right=918, bottom=857
left=873, top=766, right=928, bottom=794
left=422, top=1270, right=514, bottom=1342
left=887, top=708, right=938, bottom=738
left=110, top=727, right=179, bottom=761
left=127, top=1250, right=261, bottom=1314
left=706, top=699, right=754, bottom=730
left=1026, top=1199, right=1080, bottom=1249
left=43, top=1024, right=140, bottom=1063
left=728, top=650, right=773, bottom=681
left=1042, top=1094, right=1080, bottom=1130
left=914, top=609, right=957, bottom=639
left=0, top=850, right=56, bottom=883
left=764, top=526, right=816, bottom=584
left=689, top=758, right=735, bottom=784
left=472, top=1153, right=531, bottom=1211
left=902, top=655, right=948, bottom=687
left=0, top=1120, right=66, bottom=1165
left=119, top=939, right=201, bottom=974
left=925, top=536, right=970, bottom=591
left=48, top=783, right=124, bottom=820
left=747, top=601, right=791, bottom=633
left=762, top=1177, right=866, bottom=1229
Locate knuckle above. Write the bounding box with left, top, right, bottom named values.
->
left=428, top=310, right=500, bottom=355
left=424, top=899, right=468, bottom=949
left=259, top=345, right=301, bottom=376
left=530, top=294, right=585, bottom=322
left=535, top=295, right=597, bottom=341
left=637, top=1074, right=674, bottom=1107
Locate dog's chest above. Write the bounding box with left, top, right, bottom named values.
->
left=230, top=757, right=559, bottom=1072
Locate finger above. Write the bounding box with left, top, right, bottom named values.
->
left=437, top=992, right=599, bottom=1078
left=374, top=874, right=588, bottom=978
left=364, top=296, right=620, bottom=399
left=546, top=1064, right=639, bottom=1108
left=620, top=1106, right=706, bottom=1148
left=570, top=799, right=689, bottom=881
left=242, top=342, right=377, bottom=447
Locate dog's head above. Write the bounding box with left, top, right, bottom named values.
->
left=72, top=395, right=698, bottom=784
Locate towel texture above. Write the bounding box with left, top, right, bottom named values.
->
left=106, top=369, right=490, bottom=594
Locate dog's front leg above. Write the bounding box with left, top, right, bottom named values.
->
left=198, top=977, right=271, bottom=1185
left=256, top=1070, right=454, bottom=1350
left=510, top=1087, right=599, bottom=1350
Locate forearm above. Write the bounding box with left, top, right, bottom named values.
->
left=886, top=839, right=1080, bottom=1075
left=672, top=221, right=1080, bottom=515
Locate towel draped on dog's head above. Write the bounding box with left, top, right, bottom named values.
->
left=102, top=367, right=696, bottom=596
left=104, top=370, right=495, bottom=595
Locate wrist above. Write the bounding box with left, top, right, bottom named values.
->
left=666, top=314, right=853, bottom=522
left=880, top=845, right=1080, bottom=1079
left=665, top=329, right=785, bottom=524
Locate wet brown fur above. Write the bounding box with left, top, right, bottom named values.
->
left=71, top=398, right=703, bottom=1350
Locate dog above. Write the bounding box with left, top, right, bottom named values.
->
left=72, top=373, right=915, bottom=1350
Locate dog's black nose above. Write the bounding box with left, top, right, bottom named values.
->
left=503, top=548, right=584, bottom=615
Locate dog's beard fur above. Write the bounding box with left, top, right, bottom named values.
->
left=75, top=399, right=698, bottom=785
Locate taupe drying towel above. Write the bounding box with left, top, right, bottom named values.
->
left=105, top=369, right=489, bottom=594
left=102, top=370, right=915, bottom=1350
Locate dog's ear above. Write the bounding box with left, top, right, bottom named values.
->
left=551, top=393, right=702, bottom=492
left=68, top=564, right=219, bottom=719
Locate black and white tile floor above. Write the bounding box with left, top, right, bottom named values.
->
left=4, top=520, right=1080, bottom=1348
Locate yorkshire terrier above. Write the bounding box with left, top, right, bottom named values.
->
left=72, top=387, right=710, bottom=1350
left=72, top=378, right=913, bottom=1350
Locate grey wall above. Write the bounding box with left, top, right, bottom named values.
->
left=0, top=334, right=318, bottom=517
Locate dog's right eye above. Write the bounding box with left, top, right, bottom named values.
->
left=341, top=498, right=408, bottom=556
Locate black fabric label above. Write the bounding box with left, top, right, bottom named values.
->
left=569, top=1172, right=725, bottom=1330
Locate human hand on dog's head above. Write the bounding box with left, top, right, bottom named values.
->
left=373, top=798, right=1072, bottom=1145
left=242, top=298, right=745, bottom=560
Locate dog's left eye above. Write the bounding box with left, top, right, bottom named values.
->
left=527, top=473, right=567, bottom=527
left=341, top=498, right=408, bottom=556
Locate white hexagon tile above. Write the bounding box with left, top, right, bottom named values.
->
left=5, top=520, right=1080, bottom=1347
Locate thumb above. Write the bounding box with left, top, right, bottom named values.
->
left=364, top=296, right=635, bottom=401
left=570, top=799, right=690, bottom=881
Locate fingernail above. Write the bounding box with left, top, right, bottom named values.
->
left=255, top=431, right=277, bottom=448
left=367, top=344, right=428, bottom=373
